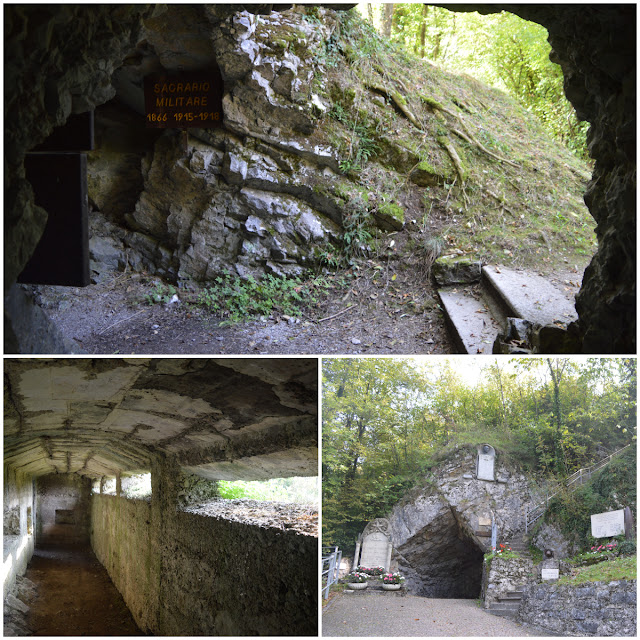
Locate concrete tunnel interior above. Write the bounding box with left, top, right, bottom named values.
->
left=3, top=358, right=319, bottom=636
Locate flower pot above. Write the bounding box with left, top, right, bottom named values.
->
left=382, top=583, right=401, bottom=591
left=347, top=582, right=368, bottom=590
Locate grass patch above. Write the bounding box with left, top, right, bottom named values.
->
left=558, top=555, right=636, bottom=585
left=196, top=272, right=334, bottom=325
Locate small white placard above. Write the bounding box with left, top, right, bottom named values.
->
left=591, top=509, right=625, bottom=538
left=541, top=568, right=559, bottom=580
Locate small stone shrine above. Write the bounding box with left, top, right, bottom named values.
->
left=476, top=444, right=496, bottom=481
left=540, top=548, right=559, bottom=581
left=353, top=518, right=393, bottom=571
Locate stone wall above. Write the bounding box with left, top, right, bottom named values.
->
left=518, top=580, right=637, bottom=636
left=90, top=470, right=317, bottom=636
left=3, top=466, right=35, bottom=594
left=482, top=556, right=533, bottom=607
left=35, top=474, right=92, bottom=545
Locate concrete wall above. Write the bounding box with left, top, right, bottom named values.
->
left=91, top=491, right=318, bottom=636
left=3, top=466, right=35, bottom=594
left=36, top=474, right=92, bottom=545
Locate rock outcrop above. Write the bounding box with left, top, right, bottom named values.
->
left=4, top=4, right=635, bottom=353
left=387, top=445, right=535, bottom=598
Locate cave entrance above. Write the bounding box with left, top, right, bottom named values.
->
left=396, top=507, right=485, bottom=599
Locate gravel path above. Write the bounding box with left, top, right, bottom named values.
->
left=323, top=593, right=553, bottom=637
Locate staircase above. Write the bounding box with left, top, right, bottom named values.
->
left=486, top=585, right=526, bottom=619
left=437, top=264, right=579, bottom=353
left=525, top=443, right=632, bottom=532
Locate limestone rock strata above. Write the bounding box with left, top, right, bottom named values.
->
left=388, top=446, right=534, bottom=598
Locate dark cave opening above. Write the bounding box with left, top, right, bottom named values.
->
left=396, top=507, right=485, bottom=599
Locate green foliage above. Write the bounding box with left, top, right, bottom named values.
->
left=544, top=445, right=636, bottom=548
left=218, top=476, right=318, bottom=505
left=323, top=357, right=636, bottom=553
left=145, top=281, right=177, bottom=305
left=329, top=103, right=380, bottom=174
left=362, top=5, right=588, bottom=159
left=197, top=271, right=325, bottom=324
left=557, top=555, right=636, bottom=585
left=617, top=541, right=636, bottom=556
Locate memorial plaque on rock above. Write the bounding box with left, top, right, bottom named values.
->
left=477, top=444, right=495, bottom=481
left=144, top=69, right=224, bottom=129
left=541, top=568, right=559, bottom=580
left=354, top=518, right=393, bottom=571
left=591, top=509, right=625, bottom=538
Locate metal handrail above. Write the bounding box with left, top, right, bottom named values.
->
left=322, top=546, right=342, bottom=599
left=525, top=443, right=631, bottom=533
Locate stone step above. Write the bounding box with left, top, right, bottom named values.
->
left=498, top=594, right=523, bottom=602
left=438, top=264, right=580, bottom=354
left=506, top=591, right=524, bottom=598
left=486, top=608, right=518, bottom=619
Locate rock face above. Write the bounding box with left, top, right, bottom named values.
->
left=4, top=4, right=635, bottom=353
left=387, top=446, right=535, bottom=598
left=485, top=4, right=636, bottom=351
left=89, top=6, right=347, bottom=282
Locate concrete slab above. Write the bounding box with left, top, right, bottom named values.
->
left=438, top=286, right=502, bottom=354
left=483, top=266, right=578, bottom=326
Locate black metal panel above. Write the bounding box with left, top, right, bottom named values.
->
left=31, top=111, right=94, bottom=152
left=18, top=153, right=90, bottom=287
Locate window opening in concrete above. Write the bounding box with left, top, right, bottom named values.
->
left=91, top=479, right=100, bottom=494
left=121, top=473, right=152, bottom=500
left=183, top=477, right=319, bottom=536
left=4, top=506, right=20, bottom=535
left=26, top=507, right=33, bottom=535
left=218, top=476, right=318, bottom=505
left=102, top=477, right=116, bottom=495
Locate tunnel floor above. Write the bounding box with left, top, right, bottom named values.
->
left=23, top=544, right=142, bottom=636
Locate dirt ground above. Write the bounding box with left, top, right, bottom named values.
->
left=31, top=223, right=588, bottom=356
left=22, top=544, right=142, bottom=636
left=183, top=498, right=318, bottom=536
left=33, top=232, right=454, bottom=355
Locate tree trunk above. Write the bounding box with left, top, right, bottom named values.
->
left=382, top=3, right=394, bottom=37
left=419, top=5, right=428, bottom=58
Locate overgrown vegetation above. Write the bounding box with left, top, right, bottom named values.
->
left=196, top=272, right=330, bottom=325
left=559, top=555, right=637, bottom=585
left=542, top=446, right=637, bottom=547
left=314, top=7, right=596, bottom=274
left=218, top=476, right=318, bottom=505
left=362, top=3, right=589, bottom=158
left=323, top=357, right=636, bottom=552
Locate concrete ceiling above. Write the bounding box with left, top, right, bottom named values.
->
left=4, top=358, right=318, bottom=481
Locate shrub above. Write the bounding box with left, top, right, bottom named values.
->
left=617, top=540, right=636, bottom=556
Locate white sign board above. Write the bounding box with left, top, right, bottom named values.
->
left=591, top=509, right=625, bottom=538
left=541, top=568, right=559, bottom=580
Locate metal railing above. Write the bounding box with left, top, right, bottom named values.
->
left=322, top=546, right=342, bottom=599
left=525, top=443, right=631, bottom=533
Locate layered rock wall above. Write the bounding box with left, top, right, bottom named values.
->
left=388, top=446, right=535, bottom=598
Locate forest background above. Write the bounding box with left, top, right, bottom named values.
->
left=323, top=358, right=636, bottom=552
left=358, top=3, right=590, bottom=159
